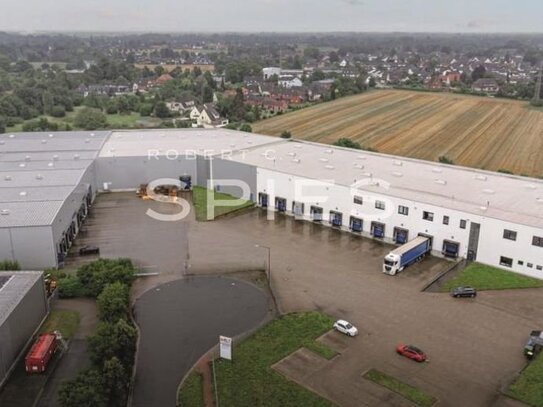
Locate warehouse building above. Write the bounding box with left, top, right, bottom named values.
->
left=0, top=129, right=542, bottom=278
left=0, top=271, right=48, bottom=388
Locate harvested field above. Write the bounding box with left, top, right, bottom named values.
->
left=253, top=90, right=543, bottom=177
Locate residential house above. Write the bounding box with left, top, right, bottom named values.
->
left=472, top=78, right=500, bottom=94
left=191, top=104, right=229, bottom=128
left=166, top=99, right=197, bottom=114
left=278, top=76, right=303, bottom=88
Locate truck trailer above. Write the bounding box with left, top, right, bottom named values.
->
left=383, top=236, right=431, bottom=275
left=25, top=333, right=57, bottom=373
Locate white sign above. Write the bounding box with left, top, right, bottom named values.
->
left=219, top=335, right=232, bottom=360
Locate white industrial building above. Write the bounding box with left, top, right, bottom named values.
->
left=0, top=271, right=48, bottom=388
left=0, top=129, right=542, bottom=278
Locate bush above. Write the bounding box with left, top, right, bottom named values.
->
left=58, top=368, right=107, bottom=407
left=50, top=105, right=66, bottom=118
left=77, top=258, right=136, bottom=298
left=333, top=137, right=361, bottom=150
left=89, top=319, right=137, bottom=370
left=498, top=168, right=514, bottom=175
left=0, top=260, right=20, bottom=270
left=280, top=130, right=292, bottom=139
left=239, top=123, right=252, bottom=132
left=438, top=155, right=454, bottom=164
left=138, top=103, right=154, bottom=117
left=0, top=116, right=5, bottom=133
left=57, top=276, right=86, bottom=298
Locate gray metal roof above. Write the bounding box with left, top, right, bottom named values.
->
left=0, top=271, right=43, bottom=327
left=0, top=159, right=93, bottom=172
left=0, top=186, right=76, bottom=203
left=0, top=131, right=110, bottom=153
left=0, top=201, right=65, bottom=227
left=0, top=151, right=98, bottom=162
left=0, top=169, right=86, bottom=188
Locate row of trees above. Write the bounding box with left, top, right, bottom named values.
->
left=57, top=259, right=137, bottom=407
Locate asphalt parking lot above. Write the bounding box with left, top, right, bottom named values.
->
left=68, top=193, right=543, bottom=406
left=132, top=276, right=271, bottom=407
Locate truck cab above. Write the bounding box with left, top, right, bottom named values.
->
left=383, top=253, right=401, bottom=275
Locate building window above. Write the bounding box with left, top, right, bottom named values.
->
left=398, top=205, right=409, bottom=216
left=499, top=256, right=513, bottom=268
left=375, top=200, right=385, bottom=210
left=459, top=219, right=467, bottom=229
left=527, top=263, right=533, bottom=268
left=353, top=195, right=363, bottom=205
left=443, top=216, right=449, bottom=225
left=533, top=236, right=543, bottom=247
left=503, top=229, right=517, bottom=241
left=518, top=260, right=524, bottom=266
left=422, top=211, right=434, bottom=221
left=537, top=265, right=543, bottom=271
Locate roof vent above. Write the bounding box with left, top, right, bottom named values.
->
left=247, top=140, right=253, bottom=145
left=354, top=163, right=364, bottom=169
left=392, top=171, right=403, bottom=177
left=36, top=174, right=43, bottom=180
left=230, top=144, right=236, bottom=148
left=393, top=160, right=403, bottom=166
left=325, top=164, right=335, bottom=170
left=74, top=154, right=80, bottom=160
left=434, top=179, right=447, bottom=185
left=9, top=134, right=15, bottom=139
left=356, top=155, right=367, bottom=160
left=4, top=175, right=12, bottom=181
left=537, top=198, right=543, bottom=204
left=25, top=155, right=31, bottom=161
left=292, top=158, right=301, bottom=163
left=479, top=206, right=488, bottom=211
left=324, top=149, right=333, bottom=154
left=85, top=139, right=90, bottom=143
left=524, top=184, right=537, bottom=190
left=0, top=140, right=5, bottom=145
left=483, top=188, right=495, bottom=194
left=0, top=209, right=10, bottom=216
left=293, top=145, right=302, bottom=149
left=19, top=191, right=27, bottom=197
left=48, top=134, right=54, bottom=138
left=475, top=175, right=487, bottom=181
left=53, top=155, right=59, bottom=161
left=41, top=139, right=47, bottom=144
left=287, top=152, right=296, bottom=157
left=363, top=172, right=372, bottom=177
left=90, top=133, right=95, bottom=137
left=48, top=162, right=54, bottom=167
left=19, top=163, right=26, bottom=168
left=319, top=158, right=329, bottom=162
left=432, top=167, right=443, bottom=173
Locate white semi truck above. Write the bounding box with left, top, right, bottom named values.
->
left=383, top=236, right=431, bottom=275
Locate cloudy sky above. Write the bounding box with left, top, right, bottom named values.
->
left=0, top=0, right=542, bottom=33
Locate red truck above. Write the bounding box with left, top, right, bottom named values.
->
left=25, top=333, right=57, bottom=373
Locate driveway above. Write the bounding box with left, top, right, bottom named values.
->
left=132, top=276, right=271, bottom=407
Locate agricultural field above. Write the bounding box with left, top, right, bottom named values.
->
left=253, top=90, right=543, bottom=177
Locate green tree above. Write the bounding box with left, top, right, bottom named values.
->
left=50, top=105, right=66, bottom=118
left=153, top=101, right=170, bottom=118
left=89, top=319, right=137, bottom=369
left=102, top=357, right=129, bottom=405
left=58, top=369, right=106, bottom=407
left=57, top=276, right=85, bottom=298
left=74, top=107, right=107, bottom=130
left=0, top=116, right=5, bottom=133
left=471, top=65, right=487, bottom=82
left=76, top=258, right=135, bottom=298
left=97, top=282, right=130, bottom=323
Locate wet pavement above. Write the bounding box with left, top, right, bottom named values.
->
left=132, top=276, right=271, bottom=407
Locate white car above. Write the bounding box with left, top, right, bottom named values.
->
left=333, top=319, right=358, bottom=337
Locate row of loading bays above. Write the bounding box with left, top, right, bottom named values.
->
left=258, top=193, right=460, bottom=258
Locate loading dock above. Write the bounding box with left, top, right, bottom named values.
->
left=393, top=227, right=409, bottom=244
left=275, top=197, right=287, bottom=212
left=258, top=192, right=269, bottom=208
left=442, top=240, right=460, bottom=258
left=371, top=222, right=385, bottom=238
left=330, top=211, right=343, bottom=227
left=349, top=216, right=363, bottom=233
left=310, top=206, right=323, bottom=222
left=418, top=233, right=434, bottom=249
left=292, top=201, right=304, bottom=217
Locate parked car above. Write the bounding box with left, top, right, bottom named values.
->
left=450, top=286, right=477, bottom=298
left=333, top=320, right=358, bottom=337
left=396, top=344, right=427, bottom=362
left=79, top=245, right=100, bottom=256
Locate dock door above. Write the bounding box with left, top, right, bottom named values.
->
left=292, top=201, right=305, bottom=217
left=310, top=206, right=323, bottom=222
left=258, top=192, right=269, bottom=208
left=393, top=227, right=409, bottom=244
left=329, top=211, right=343, bottom=227
left=371, top=222, right=385, bottom=238
left=349, top=216, right=363, bottom=233
left=275, top=197, right=287, bottom=212
left=442, top=240, right=460, bottom=258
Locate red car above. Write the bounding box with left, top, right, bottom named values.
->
left=396, top=344, right=427, bottom=362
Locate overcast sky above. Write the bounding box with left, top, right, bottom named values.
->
left=0, top=0, right=542, bottom=33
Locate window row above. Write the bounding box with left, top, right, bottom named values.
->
left=503, top=230, right=543, bottom=248
left=500, top=256, right=543, bottom=271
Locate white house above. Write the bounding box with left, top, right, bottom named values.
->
left=278, top=76, right=303, bottom=88
left=190, top=104, right=229, bottom=128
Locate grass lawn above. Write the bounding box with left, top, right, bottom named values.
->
left=105, top=112, right=143, bottom=128
left=39, top=309, right=80, bottom=340
left=508, top=352, right=543, bottom=407
left=177, top=371, right=205, bottom=407
left=364, top=369, right=437, bottom=407
left=192, top=186, right=254, bottom=221
left=212, top=312, right=335, bottom=406
left=440, top=262, right=543, bottom=292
